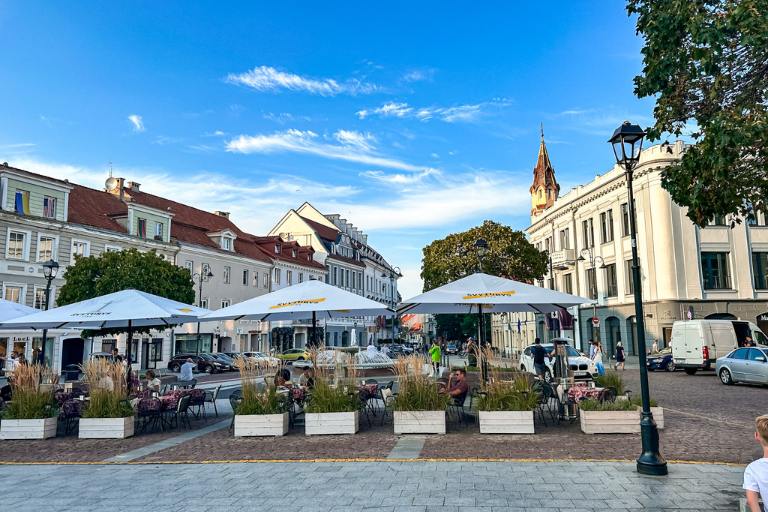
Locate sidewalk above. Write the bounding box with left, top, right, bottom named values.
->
left=0, top=460, right=743, bottom=511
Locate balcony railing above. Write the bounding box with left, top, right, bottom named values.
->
left=550, top=249, right=576, bottom=268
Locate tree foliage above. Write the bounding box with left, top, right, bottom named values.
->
left=421, top=220, right=548, bottom=292
left=629, top=0, right=768, bottom=226
left=58, top=249, right=195, bottom=335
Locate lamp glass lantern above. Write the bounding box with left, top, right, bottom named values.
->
left=609, top=121, right=646, bottom=170
left=42, top=259, right=59, bottom=280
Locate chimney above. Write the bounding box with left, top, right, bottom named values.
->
left=126, top=181, right=141, bottom=192
left=214, top=211, right=230, bottom=219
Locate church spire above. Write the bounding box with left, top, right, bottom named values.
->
left=530, top=125, right=560, bottom=217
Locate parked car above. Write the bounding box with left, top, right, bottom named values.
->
left=167, top=353, right=226, bottom=374
left=672, top=319, right=768, bottom=375
left=716, top=347, right=768, bottom=385
left=388, top=344, right=414, bottom=357
left=519, top=339, right=595, bottom=381
left=647, top=347, right=675, bottom=372
left=446, top=342, right=459, bottom=355
left=209, top=353, right=237, bottom=371
left=277, top=348, right=310, bottom=363
left=242, top=351, right=281, bottom=366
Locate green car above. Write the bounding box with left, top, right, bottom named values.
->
left=277, top=348, right=309, bottom=362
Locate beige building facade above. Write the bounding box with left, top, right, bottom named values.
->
left=492, top=137, right=768, bottom=358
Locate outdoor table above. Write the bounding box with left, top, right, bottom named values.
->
left=567, top=384, right=605, bottom=402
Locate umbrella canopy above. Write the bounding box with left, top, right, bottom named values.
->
left=398, top=272, right=590, bottom=315
left=201, top=279, right=394, bottom=321
left=0, top=299, right=37, bottom=323
left=0, top=289, right=209, bottom=330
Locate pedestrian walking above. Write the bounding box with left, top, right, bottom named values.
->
left=531, top=337, right=552, bottom=381
left=614, top=342, right=625, bottom=371
left=592, top=341, right=605, bottom=376
left=744, top=415, right=768, bottom=511
left=588, top=339, right=595, bottom=360
left=428, top=340, right=441, bottom=376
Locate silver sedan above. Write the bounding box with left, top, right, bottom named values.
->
left=716, top=347, right=768, bottom=385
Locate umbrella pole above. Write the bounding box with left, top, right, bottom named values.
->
left=126, top=319, right=133, bottom=395
left=478, top=305, right=488, bottom=383
left=312, top=311, right=317, bottom=348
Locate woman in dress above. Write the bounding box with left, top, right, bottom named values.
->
left=614, top=342, right=625, bottom=371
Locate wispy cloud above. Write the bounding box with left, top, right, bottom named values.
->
left=127, top=114, right=145, bottom=132
left=401, top=68, right=436, bottom=83
left=226, top=65, right=378, bottom=96
left=226, top=129, right=424, bottom=171
left=0, top=143, right=36, bottom=150
left=357, top=98, right=512, bottom=123
left=360, top=168, right=440, bottom=186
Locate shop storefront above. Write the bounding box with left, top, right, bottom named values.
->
left=174, top=333, right=213, bottom=355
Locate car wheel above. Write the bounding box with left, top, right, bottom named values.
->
left=684, top=368, right=698, bottom=375
left=666, top=361, right=675, bottom=372
left=204, top=365, right=214, bottom=374
left=719, top=368, right=733, bottom=385
left=170, top=363, right=180, bottom=372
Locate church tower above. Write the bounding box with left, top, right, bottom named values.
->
left=530, top=125, right=560, bottom=217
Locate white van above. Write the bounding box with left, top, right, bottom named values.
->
left=671, top=319, right=768, bottom=375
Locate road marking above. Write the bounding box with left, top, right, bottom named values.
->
left=102, top=419, right=230, bottom=463
left=386, top=435, right=426, bottom=459
left=664, top=407, right=754, bottom=428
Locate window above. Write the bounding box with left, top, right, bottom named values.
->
left=202, top=262, right=211, bottom=276
left=291, top=249, right=296, bottom=257
left=701, top=252, right=731, bottom=290
left=274, top=268, right=281, bottom=285
left=332, top=267, right=338, bottom=286
left=71, top=240, right=90, bottom=258
left=748, top=348, right=767, bottom=362
left=42, top=196, right=57, bottom=219
left=184, top=260, right=194, bottom=273
left=137, top=218, right=147, bottom=238
left=299, top=273, right=304, bottom=283
left=221, top=237, right=232, bottom=251
left=600, top=210, right=614, bottom=244
left=625, top=260, right=635, bottom=294
left=14, top=190, right=30, bottom=215
left=101, top=339, right=116, bottom=353
left=287, top=270, right=293, bottom=285
left=221, top=299, right=231, bottom=309
left=105, top=245, right=122, bottom=253
left=200, top=298, right=209, bottom=309
left=754, top=253, right=768, bottom=290
left=582, top=218, right=594, bottom=249
left=155, top=222, right=164, bottom=239
left=563, top=273, right=573, bottom=295
left=3, top=284, right=25, bottom=304
left=586, top=268, right=597, bottom=300
left=263, top=272, right=269, bottom=288
left=345, top=270, right=350, bottom=288
left=621, top=203, right=630, bottom=237
left=149, top=338, right=163, bottom=362
left=708, top=215, right=727, bottom=227
left=223, top=266, right=231, bottom=284
left=559, top=228, right=570, bottom=250
left=35, top=235, right=57, bottom=262
left=33, top=287, right=52, bottom=309
left=604, top=263, right=618, bottom=297
left=6, top=230, right=28, bottom=260
left=242, top=269, right=249, bottom=286
left=731, top=348, right=749, bottom=360
left=274, top=243, right=281, bottom=254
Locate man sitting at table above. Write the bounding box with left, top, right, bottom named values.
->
left=444, top=368, right=469, bottom=406
left=299, top=367, right=315, bottom=389
left=179, top=358, right=196, bottom=382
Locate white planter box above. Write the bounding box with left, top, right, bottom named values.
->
left=479, top=410, right=534, bottom=434
left=394, top=410, right=446, bottom=434
left=0, top=417, right=57, bottom=440
left=580, top=410, right=640, bottom=434
left=637, top=407, right=665, bottom=429
left=305, top=411, right=358, bottom=435
left=234, top=413, right=288, bottom=437
left=79, top=417, right=135, bottom=439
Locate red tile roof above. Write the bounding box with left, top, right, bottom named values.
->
left=299, top=215, right=339, bottom=242
left=68, top=185, right=128, bottom=233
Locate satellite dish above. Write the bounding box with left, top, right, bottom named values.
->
left=105, top=177, right=119, bottom=191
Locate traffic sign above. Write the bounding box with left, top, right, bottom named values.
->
left=591, top=316, right=600, bottom=327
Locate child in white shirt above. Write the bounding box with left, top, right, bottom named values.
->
left=744, top=415, right=768, bottom=511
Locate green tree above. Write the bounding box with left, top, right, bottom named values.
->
left=423, top=220, right=547, bottom=343
left=629, top=0, right=768, bottom=226
left=421, top=220, right=548, bottom=291
left=58, top=248, right=195, bottom=335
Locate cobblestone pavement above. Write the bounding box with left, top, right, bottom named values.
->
left=0, top=460, right=743, bottom=511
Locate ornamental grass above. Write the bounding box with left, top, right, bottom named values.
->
left=392, top=354, right=449, bottom=412
left=304, top=346, right=359, bottom=414
left=476, top=345, right=539, bottom=412
left=578, top=398, right=636, bottom=411
left=594, top=370, right=625, bottom=396
left=2, top=363, right=58, bottom=419
left=81, top=359, right=133, bottom=418
left=233, top=356, right=287, bottom=415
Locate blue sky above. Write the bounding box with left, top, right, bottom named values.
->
left=0, top=2, right=655, bottom=297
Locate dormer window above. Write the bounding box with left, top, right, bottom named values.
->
left=291, top=249, right=297, bottom=258
left=221, top=237, right=233, bottom=251
left=275, top=243, right=281, bottom=254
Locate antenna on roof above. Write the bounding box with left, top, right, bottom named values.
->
left=108, top=161, right=113, bottom=178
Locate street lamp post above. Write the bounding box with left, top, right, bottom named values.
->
left=193, top=268, right=214, bottom=351
left=40, top=259, right=59, bottom=366
left=382, top=266, right=401, bottom=342
left=609, top=120, right=667, bottom=476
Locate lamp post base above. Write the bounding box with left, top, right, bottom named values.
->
left=636, top=413, right=668, bottom=476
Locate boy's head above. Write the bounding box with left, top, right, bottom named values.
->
left=755, top=415, right=768, bottom=446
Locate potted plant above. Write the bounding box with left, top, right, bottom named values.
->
left=579, top=398, right=640, bottom=434
left=392, top=355, right=450, bottom=434
left=478, top=374, right=539, bottom=434
left=79, top=359, right=135, bottom=439
left=0, top=364, right=58, bottom=440
left=233, top=357, right=289, bottom=436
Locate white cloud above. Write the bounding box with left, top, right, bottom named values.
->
left=402, top=68, right=436, bottom=83
left=360, top=168, right=440, bottom=186
left=226, top=66, right=377, bottom=96
left=128, top=114, right=145, bottom=132
left=334, top=129, right=375, bottom=151
left=357, top=99, right=511, bottom=123
left=226, top=129, right=424, bottom=171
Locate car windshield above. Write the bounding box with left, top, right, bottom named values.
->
left=199, top=354, right=214, bottom=361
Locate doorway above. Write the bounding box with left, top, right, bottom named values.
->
left=61, top=338, right=85, bottom=368
left=605, top=316, right=621, bottom=357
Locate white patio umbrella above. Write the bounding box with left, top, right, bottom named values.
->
left=200, top=279, right=394, bottom=346
left=398, top=273, right=590, bottom=380
left=0, top=289, right=210, bottom=365
left=0, top=299, right=37, bottom=322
